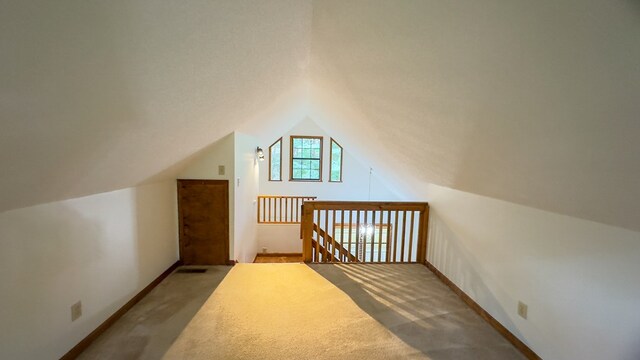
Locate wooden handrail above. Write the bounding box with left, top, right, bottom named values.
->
left=257, top=195, right=317, bottom=224
left=302, top=201, right=429, bottom=263
left=301, top=201, right=427, bottom=211
left=259, top=195, right=318, bottom=198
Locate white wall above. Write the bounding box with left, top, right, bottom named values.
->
left=178, top=133, right=235, bottom=259
left=0, top=180, right=178, bottom=360
left=233, top=132, right=260, bottom=263
left=256, top=117, right=399, bottom=254
left=177, top=131, right=260, bottom=263
left=425, top=183, right=640, bottom=360
left=257, top=117, right=399, bottom=201
left=257, top=225, right=302, bottom=254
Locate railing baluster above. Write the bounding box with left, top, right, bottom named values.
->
left=323, top=210, right=329, bottom=262
left=355, top=210, right=361, bottom=261
left=348, top=210, right=353, bottom=262
left=327, top=210, right=340, bottom=262
left=373, top=211, right=384, bottom=262
left=339, top=210, right=345, bottom=262
left=393, top=210, right=400, bottom=262
left=363, top=210, right=369, bottom=262
left=314, top=209, right=319, bottom=262
left=408, top=211, right=415, bottom=262
left=400, top=211, right=407, bottom=262
left=385, top=210, right=391, bottom=263
left=370, top=210, right=376, bottom=262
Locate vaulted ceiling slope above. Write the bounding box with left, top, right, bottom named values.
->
left=309, top=0, right=640, bottom=231
left=0, top=0, right=311, bottom=212
left=1, top=1, right=639, bottom=232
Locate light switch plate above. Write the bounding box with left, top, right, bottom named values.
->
left=71, top=301, right=82, bottom=322
left=517, top=301, right=528, bottom=319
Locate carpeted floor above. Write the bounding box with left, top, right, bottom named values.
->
left=79, top=263, right=525, bottom=359
left=311, top=264, right=525, bottom=360
left=163, top=264, right=428, bottom=359
left=78, top=266, right=232, bottom=360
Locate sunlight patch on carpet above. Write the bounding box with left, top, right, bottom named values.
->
left=163, top=263, right=428, bottom=360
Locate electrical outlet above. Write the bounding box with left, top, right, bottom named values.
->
left=517, top=301, right=528, bottom=319
left=262, top=247, right=267, bottom=253
left=218, top=165, right=225, bottom=175
left=71, top=301, right=82, bottom=322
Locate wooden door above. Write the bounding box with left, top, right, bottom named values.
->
left=178, top=179, right=229, bottom=265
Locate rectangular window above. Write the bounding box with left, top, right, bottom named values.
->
left=334, top=223, right=390, bottom=261
left=290, top=136, right=323, bottom=181
left=269, top=138, right=282, bottom=181
left=329, top=138, right=343, bottom=182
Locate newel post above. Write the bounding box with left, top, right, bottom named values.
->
left=416, top=204, right=430, bottom=264
left=301, top=203, right=314, bottom=263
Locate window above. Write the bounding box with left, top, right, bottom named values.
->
left=269, top=138, right=282, bottom=181
left=329, top=138, right=343, bottom=182
left=290, top=136, right=323, bottom=181
left=334, top=223, right=390, bottom=261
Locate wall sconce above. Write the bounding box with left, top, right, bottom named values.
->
left=256, top=147, right=265, bottom=161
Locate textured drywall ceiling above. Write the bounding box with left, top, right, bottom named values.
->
left=309, top=0, right=640, bottom=231
left=1, top=0, right=639, bottom=232
left=0, top=0, right=311, bottom=212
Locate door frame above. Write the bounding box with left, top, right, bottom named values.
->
left=177, top=179, right=230, bottom=265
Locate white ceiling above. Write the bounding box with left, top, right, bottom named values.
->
left=308, top=0, right=640, bottom=231
left=0, top=0, right=311, bottom=211
left=1, top=0, right=639, bottom=231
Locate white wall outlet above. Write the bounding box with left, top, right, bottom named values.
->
left=218, top=165, right=225, bottom=175
left=71, top=301, right=82, bottom=322
left=517, top=301, right=528, bottom=319
left=262, top=247, right=267, bottom=253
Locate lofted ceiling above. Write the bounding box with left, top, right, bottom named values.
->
left=0, top=0, right=311, bottom=211
left=308, top=0, right=640, bottom=231
left=1, top=0, right=639, bottom=231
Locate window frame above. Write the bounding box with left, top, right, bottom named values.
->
left=268, top=137, right=282, bottom=182
left=289, top=135, right=323, bottom=182
left=329, top=138, right=343, bottom=183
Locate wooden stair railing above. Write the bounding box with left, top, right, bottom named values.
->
left=257, top=195, right=317, bottom=224
left=310, top=238, right=338, bottom=262
left=313, top=224, right=358, bottom=262
left=301, top=201, right=429, bottom=264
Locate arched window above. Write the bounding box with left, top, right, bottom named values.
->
left=329, top=138, right=343, bottom=182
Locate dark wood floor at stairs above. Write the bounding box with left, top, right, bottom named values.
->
left=253, top=253, right=303, bottom=263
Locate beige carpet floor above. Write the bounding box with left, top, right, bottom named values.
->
left=163, top=263, right=428, bottom=360
left=311, top=264, right=525, bottom=360
left=78, top=266, right=232, bottom=360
